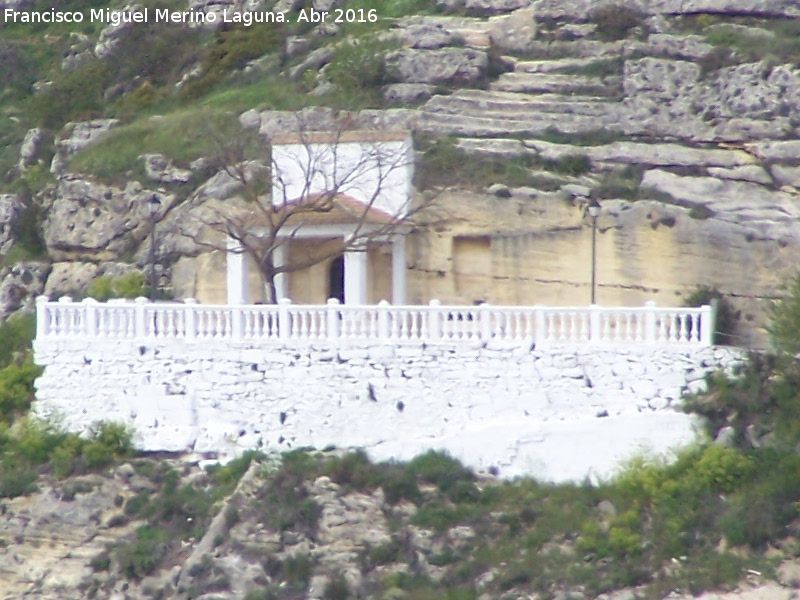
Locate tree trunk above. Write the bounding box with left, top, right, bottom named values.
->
left=259, top=253, right=278, bottom=305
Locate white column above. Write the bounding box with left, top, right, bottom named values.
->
left=391, top=235, right=407, bottom=305
left=273, top=242, right=288, bottom=301
left=344, top=245, right=368, bottom=305
left=226, top=237, right=247, bottom=305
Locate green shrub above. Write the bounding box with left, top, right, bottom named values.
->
left=282, top=552, right=313, bottom=591
left=0, top=313, right=36, bottom=368
left=116, top=525, right=170, bottom=579
left=718, top=450, right=800, bottom=547
left=0, top=357, right=42, bottom=422
left=405, top=450, right=476, bottom=498
left=589, top=4, right=646, bottom=41
left=767, top=272, right=800, bottom=355
left=0, top=40, right=37, bottom=99
left=51, top=435, right=84, bottom=478
left=87, top=272, right=146, bottom=300
left=180, top=20, right=286, bottom=102
left=379, top=466, right=421, bottom=504
left=594, top=166, right=642, bottom=200
left=540, top=153, right=592, bottom=176
left=14, top=418, right=69, bottom=464
left=29, top=59, right=111, bottom=129
left=0, top=455, right=38, bottom=498
left=125, top=490, right=152, bottom=517
left=257, top=450, right=322, bottom=534
left=3, top=195, right=47, bottom=263
left=683, top=285, right=739, bottom=345
left=324, top=449, right=380, bottom=490
left=208, top=449, right=258, bottom=489
left=90, top=550, right=111, bottom=572
left=91, top=421, right=135, bottom=456
left=323, top=573, right=350, bottom=600
left=325, top=37, right=397, bottom=106
left=415, top=137, right=538, bottom=190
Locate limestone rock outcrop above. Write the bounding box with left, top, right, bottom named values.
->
left=42, top=176, right=173, bottom=261
left=384, top=48, right=489, bottom=85
left=0, top=194, right=22, bottom=257
left=50, top=120, right=119, bottom=175
left=0, top=261, right=49, bottom=321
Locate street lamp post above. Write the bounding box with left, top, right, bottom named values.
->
left=148, top=195, right=162, bottom=302
left=587, top=199, right=601, bottom=305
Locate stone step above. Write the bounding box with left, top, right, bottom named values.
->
left=512, top=58, right=609, bottom=73
left=416, top=110, right=619, bottom=138
left=491, top=71, right=622, bottom=96
left=423, top=90, right=617, bottom=117
left=453, top=137, right=762, bottom=170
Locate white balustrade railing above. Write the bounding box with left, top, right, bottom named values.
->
left=35, top=296, right=716, bottom=346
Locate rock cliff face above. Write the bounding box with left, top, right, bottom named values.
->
left=4, top=0, right=800, bottom=337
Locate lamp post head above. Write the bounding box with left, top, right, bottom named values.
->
left=147, top=195, right=162, bottom=216
left=587, top=198, right=601, bottom=219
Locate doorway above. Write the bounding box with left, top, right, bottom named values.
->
left=328, top=255, right=345, bottom=303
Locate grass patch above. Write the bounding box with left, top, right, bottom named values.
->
left=199, top=76, right=315, bottom=113
left=557, top=57, right=625, bottom=78
left=67, top=108, right=244, bottom=181
left=702, top=20, right=800, bottom=66
left=537, top=126, right=622, bottom=147
left=594, top=165, right=643, bottom=200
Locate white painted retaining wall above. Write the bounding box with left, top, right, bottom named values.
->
left=33, top=335, right=742, bottom=482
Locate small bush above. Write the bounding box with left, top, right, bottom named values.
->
left=258, top=450, right=322, bottom=535
left=541, top=153, right=592, bottom=176
left=180, top=20, right=286, bottom=102
left=0, top=357, right=42, bottom=422
left=207, top=449, right=259, bottom=497
left=0, top=313, right=36, bottom=368
left=379, top=467, right=421, bottom=504
left=0, top=456, right=38, bottom=497
left=116, top=525, right=170, bottom=579
left=87, top=272, right=146, bottom=301
left=90, top=550, right=111, bottom=572
left=589, top=4, right=646, bottom=41
left=323, top=573, right=350, bottom=600
left=358, top=540, right=404, bottom=571
left=325, top=37, right=397, bottom=106
left=91, top=421, right=135, bottom=457
left=51, top=435, right=83, bottom=478
left=282, top=552, right=313, bottom=591
left=29, top=59, right=111, bottom=129
left=324, top=449, right=380, bottom=490
left=415, top=136, right=538, bottom=190
left=594, top=166, right=642, bottom=200
left=124, top=490, right=152, bottom=517
left=406, top=450, right=476, bottom=499
left=683, top=285, right=738, bottom=345
left=767, top=272, right=800, bottom=355
left=4, top=196, right=47, bottom=263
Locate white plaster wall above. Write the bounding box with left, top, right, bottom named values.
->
left=32, top=339, right=743, bottom=483
left=271, top=138, right=413, bottom=217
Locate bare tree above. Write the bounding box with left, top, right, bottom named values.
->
left=186, top=116, right=437, bottom=303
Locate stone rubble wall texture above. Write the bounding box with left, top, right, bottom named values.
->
left=33, top=339, right=742, bottom=483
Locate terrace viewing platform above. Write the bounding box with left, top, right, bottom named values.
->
left=35, top=296, right=717, bottom=347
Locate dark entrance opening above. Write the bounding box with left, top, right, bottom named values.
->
left=328, top=255, right=345, bottom=303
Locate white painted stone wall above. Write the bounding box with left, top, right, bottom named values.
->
left=32, top=339, right=743, bottom=483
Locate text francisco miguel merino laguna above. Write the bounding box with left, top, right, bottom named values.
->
left=1, top=7, right=329, bottom=25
